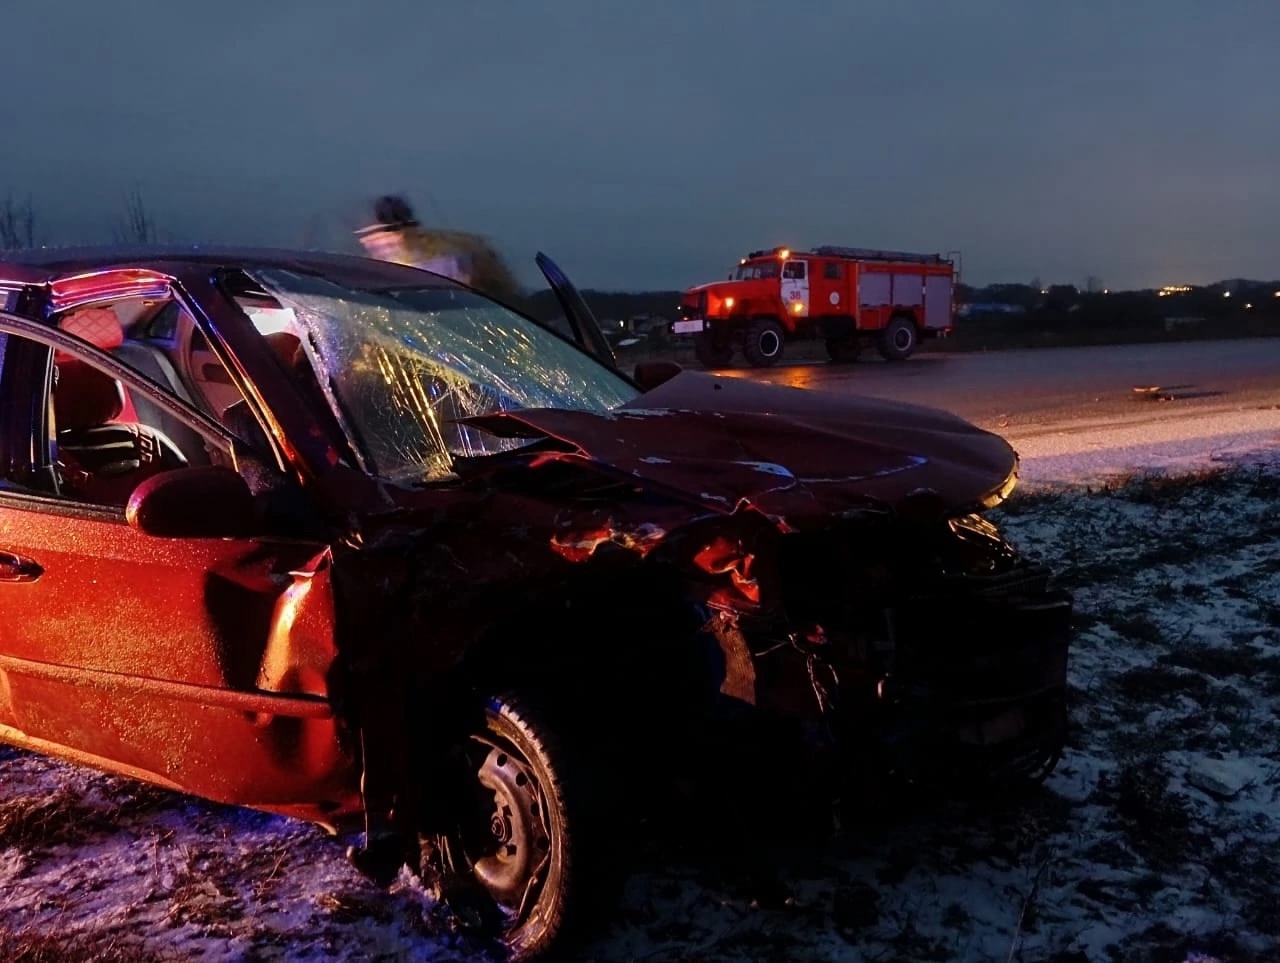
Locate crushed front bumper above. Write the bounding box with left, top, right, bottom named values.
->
left=880, top=583, right=1070, bottom=783
left=871, top=577, right=1072, bottom=785
left=735, top=557, right=1073, bottom=789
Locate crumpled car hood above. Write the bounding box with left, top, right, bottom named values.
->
left=463, top=370, right=1018, bottom=527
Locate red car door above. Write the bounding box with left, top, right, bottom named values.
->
left=0, top=319, right=356, bottom=819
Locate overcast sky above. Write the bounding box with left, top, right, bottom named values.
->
left=2, top=1, right=1277, bottom=290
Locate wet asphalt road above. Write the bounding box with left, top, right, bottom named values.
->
left=719, top=337, right=1280, bottom=436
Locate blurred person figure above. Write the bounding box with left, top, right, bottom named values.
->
left=355, top=194, right=522, bottom=305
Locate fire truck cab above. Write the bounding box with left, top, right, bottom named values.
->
left=673, top=245, right=956, bottom=368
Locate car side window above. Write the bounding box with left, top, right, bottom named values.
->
left=142, top=301, right=180, bottom=341
left=824, top=261, right=843, bottom=280
left=783, top=261, right=807, bottom=280
left=53, top=351, right=224, bottom=508
left=61, top=298, right=281, bottom=465
left=0, top=332, right=227, bottom=510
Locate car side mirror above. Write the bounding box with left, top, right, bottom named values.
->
left=632, top=360, right=683, bottom=391
left=126, top=465, right=256, bottom=539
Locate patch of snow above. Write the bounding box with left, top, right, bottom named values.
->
left=617, top=408, right=674, bottom=418
left=731, top=460, right=795, bottom=478
left=798, top=455, right=929, bottom=484
left=1183, top=755, right=1259, bottom=801
left=1008, top=406, right=1280, bottom=488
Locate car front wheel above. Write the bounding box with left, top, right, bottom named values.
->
left=432, top=693, right=587, bottom=961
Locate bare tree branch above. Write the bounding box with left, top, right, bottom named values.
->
left=0, top=194, right=37, bottom=249
left=115, top=189, right=157, bottom=244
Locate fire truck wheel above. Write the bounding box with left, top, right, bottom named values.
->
left=825, top=337, right=860, bottom=363
left=877, top=315, right=918, bottom=362
left=693, top=333, right=734, bottom=369
left=743, top=319, right=785, bottom=367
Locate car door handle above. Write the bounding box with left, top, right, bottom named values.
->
left=0, top=552, right=42, bottom=582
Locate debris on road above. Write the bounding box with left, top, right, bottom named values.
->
left=1133, top=384, right=1175, bottom=401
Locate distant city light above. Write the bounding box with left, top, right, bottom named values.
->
left=1224, top=291, right=1231, bottom=298
left=1246, top=303, right=1254, bottom=309
left=1159, top=285, right=1193, bottom=296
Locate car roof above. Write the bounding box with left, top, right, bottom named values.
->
left=0, top=244, right=465, bottom=290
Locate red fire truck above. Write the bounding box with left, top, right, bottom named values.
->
left=673, top=245, right=957, bottom=368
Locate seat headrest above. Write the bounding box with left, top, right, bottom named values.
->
left=54, top=361, right=125, bottom=430
left=56, top=307, right=125, bottom=356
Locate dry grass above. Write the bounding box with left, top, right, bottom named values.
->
left=0, top=927, right=171, bottom=963
left=0, top=788, right=119, bottom=854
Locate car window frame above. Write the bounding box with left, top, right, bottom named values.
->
left=0, top=310, right=252, bottom=516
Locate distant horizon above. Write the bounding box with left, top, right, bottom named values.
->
left=5, top=224, right=1277, bottom=298
left=4, top=196, right=1274, bottom=296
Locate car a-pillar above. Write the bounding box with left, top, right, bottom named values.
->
left=877, top=311, right=919, bottom=362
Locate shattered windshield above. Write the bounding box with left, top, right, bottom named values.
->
left=246, top=268, right=640, bottom=483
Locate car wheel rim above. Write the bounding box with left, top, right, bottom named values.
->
left=894, top=327, right=912, bottom=350
left=759, top=330, right=780, bottom=356
left=463, top=733, right=553, bottom=928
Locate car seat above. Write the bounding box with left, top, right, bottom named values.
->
left=59, top=303, right=212, bottom=466
left=53, top=360, right=189, bottom=505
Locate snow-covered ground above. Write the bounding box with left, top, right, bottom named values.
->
left=1006, top=404, right=1280, bottom=489
left=2, top=439, right=1279, bottom=962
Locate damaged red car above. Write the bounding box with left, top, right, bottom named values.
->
left=0, top=246, right=1070, bottom=959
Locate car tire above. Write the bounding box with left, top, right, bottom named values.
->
left=743, top=318, right=785, bottom=367
left=876, top=315, right=918, bottom=362
left=437, top=693, right=594, bottom=961
left=825, top=336, right=860, bottom=363
left=693, top=332, right=734, bottom=369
